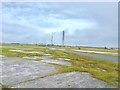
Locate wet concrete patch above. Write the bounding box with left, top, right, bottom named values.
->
left=1, top=57, right=57, bottom=86
left=13, top=72, right=114, bottom=88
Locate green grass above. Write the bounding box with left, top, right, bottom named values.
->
left=0, top=44, right=49, bottom=58
left=0, top=44, right=119, bottom=87
left=1, top=48, right=43, bottom=58
left=44, top=49, right=119, bottom=86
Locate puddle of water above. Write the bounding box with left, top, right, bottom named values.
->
left=41, top=59, right=72, bottom=66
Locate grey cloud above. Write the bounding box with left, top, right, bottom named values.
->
left=2, top=2, right=118, bottom=47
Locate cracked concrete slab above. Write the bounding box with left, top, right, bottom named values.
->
left=0, top=56, right=116, bottom=88
left=1, top=57, right=57, bottom=86
left=13, top=72, right=114, bottom=88
left=41, top=59, right=72, bottom=66
left=40, top=56, right=72, bottom=66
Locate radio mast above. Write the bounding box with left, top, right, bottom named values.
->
left=62, top=30, right=65, bottom=46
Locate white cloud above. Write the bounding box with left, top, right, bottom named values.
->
left=2, top=2, right=118, bottom=47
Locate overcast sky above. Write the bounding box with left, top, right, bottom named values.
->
left=1, top=2, right=118, bottom=47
